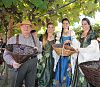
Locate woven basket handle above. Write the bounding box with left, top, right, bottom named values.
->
left=61, top=44, right=64, bottom=56
left=61, top=44, right=67, bottom=56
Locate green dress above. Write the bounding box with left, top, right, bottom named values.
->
left=71, top=30, right=97, bottom=87
left=37, top=40, right=55, bottom=87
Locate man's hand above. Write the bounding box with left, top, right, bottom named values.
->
left=12, top=61, right=21, bottom=69
left=34, top=47, right=38, bottom=51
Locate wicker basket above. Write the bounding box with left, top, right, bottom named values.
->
left=79, top=60, right=100, bottom=87
left=6, top=44, right=38, bottom=64
left=52, top=44, right=76, bottom=56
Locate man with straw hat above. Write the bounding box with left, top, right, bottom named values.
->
left=3, top=20, right=42, bottom=87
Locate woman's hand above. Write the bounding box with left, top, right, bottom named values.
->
left=64, top=40, right=71, bottom=45
left=97, top=38, right=100, bottom=42
left=75, top=48, right=79, bottom=53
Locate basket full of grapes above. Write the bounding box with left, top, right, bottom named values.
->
left=6, top=44, right=38, bottom=64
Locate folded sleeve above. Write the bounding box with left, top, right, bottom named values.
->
left=3, top=37, right=16, bottom=65
left=78, top=40, right=100, bottom=64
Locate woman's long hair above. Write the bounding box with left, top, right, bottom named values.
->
left=82, top=18, right=94, bottom=36
left=60, top=18, right=70, bottom=40
left=42, top=22, right=53, bottom=48
left=82, top=18, right=92, bottom=31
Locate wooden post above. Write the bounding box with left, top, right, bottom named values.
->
left=8, top=15, right=14, bottom=39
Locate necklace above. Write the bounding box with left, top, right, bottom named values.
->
left=63, top=30, right=70, bottom=36
left=48, top=35, right=54, bottom=41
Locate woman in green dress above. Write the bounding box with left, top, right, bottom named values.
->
left=38, top=22, right=55, bottom=87
left=73, top=18, right=97, bottom=87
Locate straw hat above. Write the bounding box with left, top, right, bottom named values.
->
left=16, top=20, right=33, bottom=28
